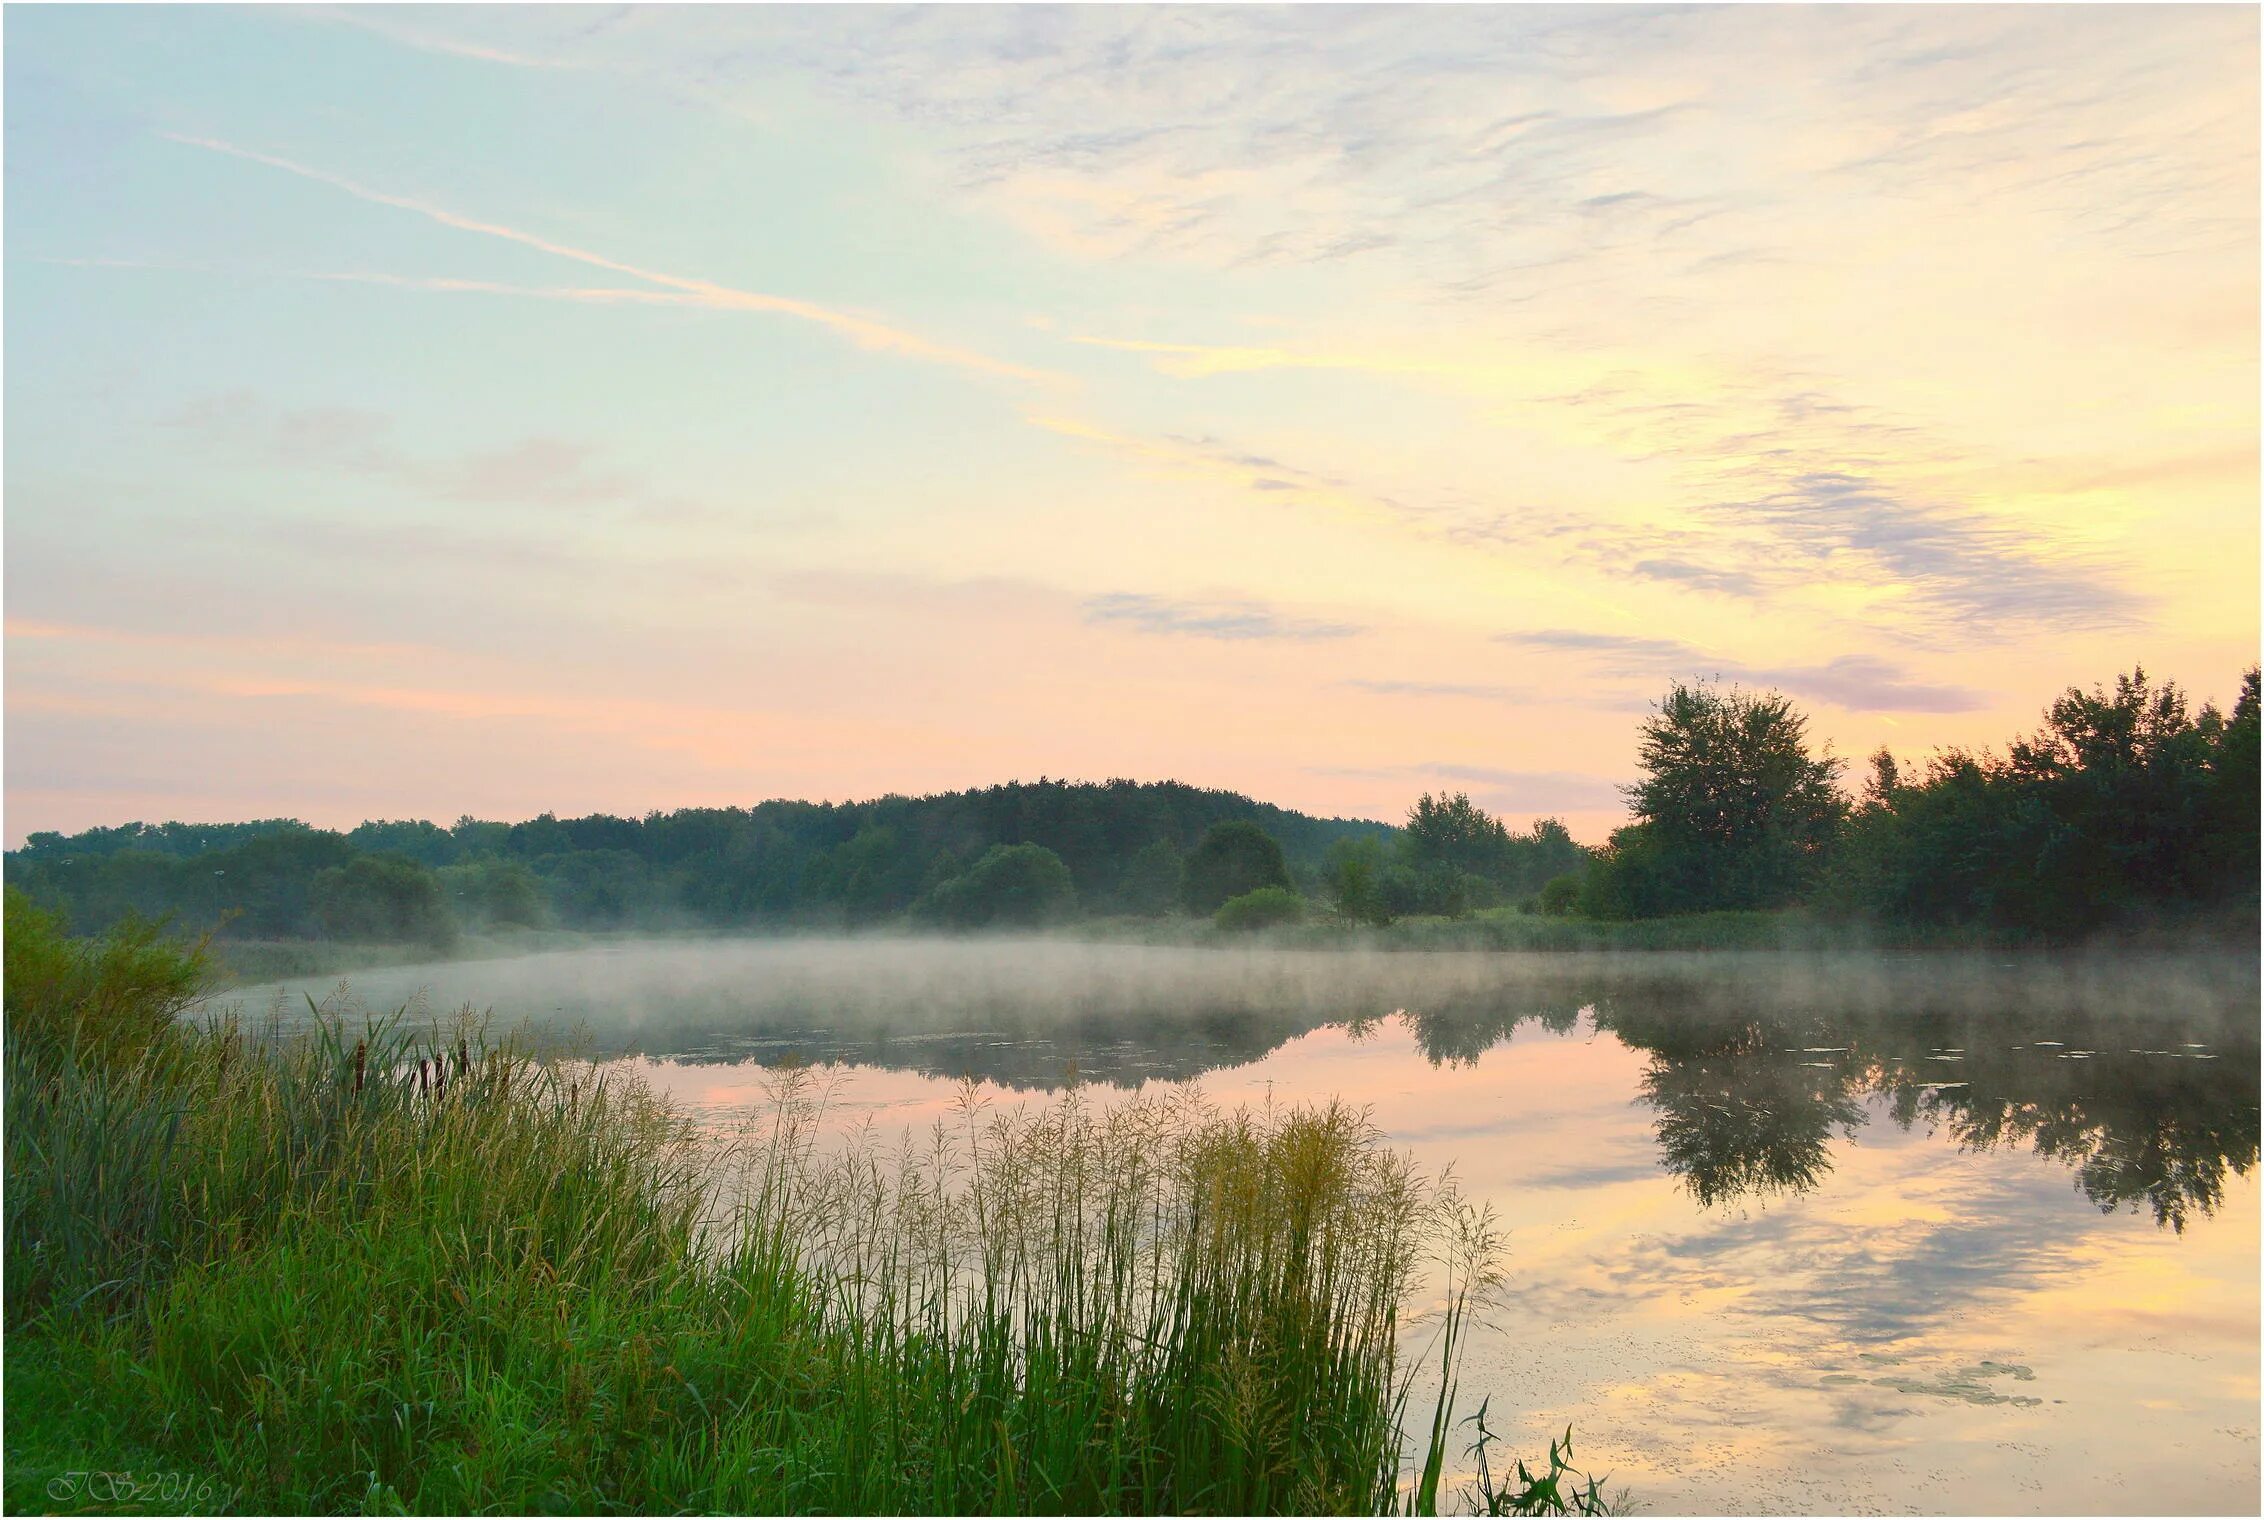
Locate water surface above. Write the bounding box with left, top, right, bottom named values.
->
left=238, top=940, right=2261, bottom=1515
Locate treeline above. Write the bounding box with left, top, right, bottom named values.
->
left=4, top=779, right=1402, bottom=946
left=1555, top=664, right=2257, bottom=940
left=11, top=664, right=2253, bottom=950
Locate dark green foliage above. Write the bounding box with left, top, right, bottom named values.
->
left=438, top=859, right=548, bottom=929
left=1821, top=666, right=2260, bottom=938
left=1404, top=793, right=1511, bottom=878
left=1587, top=683, right=1845, bottom=916
left=1182, top=821, right=1294, bottom=914
left=1537, top=875, right=1581, bottom=917
left=1323, top=837, right=1394, bottom=926
left=7, top=780, right=1392, bottom=940
left=308, top=854, right=458, bottom=949
left=916, top=843, right=1078, bottom=928
left=1400, top=796, right=1592, bottom=905
left=1117, top=838, right=1186, bottom=916
left=1380, top=863, right=1475, bottom=920
left=2, top=889, right=205, bottom=1072
left=1213, top=886, right=1307, bottom=931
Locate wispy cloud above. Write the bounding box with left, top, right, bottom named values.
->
left=1496, top=629, right=1710, bottom=666
left=1493, top=629, right=1987, bottom=714
left=164, top=392, right=640, bottom=508
left=1083, top=593, right=1363, bottom=642
left=160, top=132, right=1059, bottom=383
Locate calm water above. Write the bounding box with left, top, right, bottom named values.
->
left=239, top=940, right=2262, bottom=1516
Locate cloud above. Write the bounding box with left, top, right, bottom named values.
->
left=1493, top=629, right=1988, bottom=714
left=1700, top=469, right=2147, bottom=632
left=1745, top=656, right=1988, bottom=716
left=1082, top=593, right=1363, bottom=642
left=1495, top=629, right=1710, bottom=667
left=164, top=393, right=639, bottom=508
left=160, top=132, right=1059, bottom=383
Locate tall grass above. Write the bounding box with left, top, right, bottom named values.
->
left=4, top=890, right=1607, bottom=1515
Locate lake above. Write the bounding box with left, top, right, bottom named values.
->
left=233, top=939, right=2261, bottom=1516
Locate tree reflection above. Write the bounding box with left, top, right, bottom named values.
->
left=1401, top=977, right=2258, bottom=1230
left=1629, top=1020, right=1865, bottom=1207
left=1869, top=1034, right=2261, bottom=1233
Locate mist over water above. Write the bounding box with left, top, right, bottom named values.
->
left=237, top=937, right=2260, bottom=1514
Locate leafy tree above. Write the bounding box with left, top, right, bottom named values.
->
left=1599, top=681, right=1846, bottom=914
left=2206, top=669, right=2260, bottom=892
left=211, top=828, right=358, bottom=937
left=309, top=855, right=457, bottom=949
left=439, top=860, right=548, bottom=930
left=1181, top=821, right=1292, bottom=915
left=916, top=843, right=1077, bottom=928
left=1322, top=837, right=1393, bottom=926
left=347, top=819, right=460, bottom=867
left=1537, top=874, right=1581, bottom=917
left=1509, top=818, right=1589, bottom=896
left=1118, top=839, right=1185, bottom=917
left=1821, top=666, right=2261, bottom=937
left=538, top=849, right=649, bottom=928
left=1403, top=793, right=1510, bottom=877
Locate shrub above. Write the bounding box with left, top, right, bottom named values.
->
left=1214, top=886, right=1306, bottom=931
left=1538, top=874, right=1582, bottom=917
left=2, top=887, right=204, bottom=1071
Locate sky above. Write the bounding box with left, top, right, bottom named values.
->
left=5, top=4, right=2258, bottom=846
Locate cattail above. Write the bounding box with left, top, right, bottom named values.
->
left=458, top=1038, right=470, bottom=1079
left=417, top=1058, right=429, bottom=1095
left=353, top=1040, right=366, bottom=1093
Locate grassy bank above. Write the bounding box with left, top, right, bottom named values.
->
left=3, top=894, right=1608, bottom=1516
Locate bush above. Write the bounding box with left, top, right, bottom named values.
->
left=2, top=888, right=205, bottom=1072
left=1538, top=874, right=1582, bottom=917
left=1214, top=886, right=1306, bottom=931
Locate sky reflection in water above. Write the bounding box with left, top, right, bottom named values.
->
left=244, top=941, right=2260, bottom=1514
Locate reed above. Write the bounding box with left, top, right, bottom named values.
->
left=3, top=892, right=1608, bottom=1515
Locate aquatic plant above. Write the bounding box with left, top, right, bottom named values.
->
left=3, top=901, right=1606, bottom=1515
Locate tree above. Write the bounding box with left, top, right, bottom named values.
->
left=916, top=843, right=1077, bottom=928
left=1403, top=793, right=1509, bottom=877
left=309, top=854, right=457, bottom=949
left=1610, top=681, right=1846, bottom=914
left=1506, top=818, right=1589, bottom=896
left=1820, top=666, right=2261, bottom=936
left=440, top=860, right=547, bottom=929
left=1118, top=839, right=1185, bottom=916
left=1322, top=836, right=1393, bottom=926
left=1181, top=821, right=1292, bottom=915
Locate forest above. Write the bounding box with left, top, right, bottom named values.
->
left=5, top=664, right=2254, bottom=949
